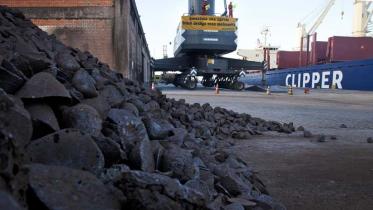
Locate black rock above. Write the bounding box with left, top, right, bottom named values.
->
left=99, top=164, right=131, bottom=184
left=106, top=109, right=149, bottom=145
left=93, top=136, right=127, bottom=167
left=340, top=124, right=348, bottom=128
left=227, top=197, right=256, bottom=209
left=222, top=203, right=245, bottom=210
left=72, top=69, right=98, bottom=98
left=25, top=129, right=104, bottom=174
left=0, top=90, right=32, bottom=148
left=128, top=98, right=146, bottom=113
left=254, top=194, right=287, bottom=210
left=56, top=51, right=81, bottom=73
left=120, top=102, right=139, bottom=117
left=143, top=116, right=174, bottom=140
left=297, top=126, right=305, bottom=131
left=367, top=137, right=373, bottom=144
left=129, top=137, right=155, bottom=172
left=304, top=130, right=313, bottom=138
left=216, top=169, right=252, bottom=197
left=160, top=144, right=196, bottom=182
left=166, top=128, right=188, bottom=146
left=0, top=191, right=23, bottom=210
left=317, top=135, right=326, bottom=143
left=81, top=95, right=111, bottom=119
left=185, top=179, right=213, bottom=201
left=26, top=103, right=60, bottom=138
left=100, top=85, right=125, bottom=107
left=16, top=72, right=71, bottom=102
left=62, top=103, right=103, bottom=136
left=144, top=100, right=160, bottom=112
left=27, top=164, right=121, bottom=210
left=114, top=170, right=205, bottom=207
left=0, top=61, right=26, bottom=94
left=26, top=103, right=59, bottom=131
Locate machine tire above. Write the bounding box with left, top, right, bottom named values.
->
left=186, top=79, right=197, bottom=90
left=234, top=81, right=245, bottom=91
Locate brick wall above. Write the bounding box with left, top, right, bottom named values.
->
left=33, top=19, right=114, bottom=69
left=0, top=0, right=151, bottom=84
left=0, top=0, right=113, bottom=7
left=0, top=0, right=116, bottom=70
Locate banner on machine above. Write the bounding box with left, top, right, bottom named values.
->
left=181, top=15, right=237, bottom=31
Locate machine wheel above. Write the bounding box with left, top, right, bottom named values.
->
left=233, top=81, right=245, bottom=91
left=202, top=75, right=214, bottom=87
left=186, top=79, right=197, bottom=90
left=174, top=74, right=198, bottom=90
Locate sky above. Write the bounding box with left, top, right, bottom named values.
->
left=136, top=0, right=354, bottom=59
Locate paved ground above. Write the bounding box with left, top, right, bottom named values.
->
left=161, top=85, right=373, bottom=210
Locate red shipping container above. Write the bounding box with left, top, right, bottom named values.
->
left=327, top=36, right=373, bottom=62
left=277, top=51, right=307, bottom=69
left=311, top=41, right=328, bottom=64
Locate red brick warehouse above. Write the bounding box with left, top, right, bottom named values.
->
left=0, top=0, right=151, bottom=84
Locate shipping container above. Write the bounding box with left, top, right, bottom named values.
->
left=327, top=36, right=373, bottom=62
left=277, top=51, right=307, bottom=69
left=311, top=41, right=328, bottom=65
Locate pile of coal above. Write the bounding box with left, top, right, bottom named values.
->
left=0, top=6, right=291, bottom=210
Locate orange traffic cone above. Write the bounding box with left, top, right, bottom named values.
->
left=304, top=87, right=310, bottom=94
left=151, top=82, right=155, bottom=91
left=288, top=86, right=293, bottom=96
left=215, top=83, right=220, bottom=95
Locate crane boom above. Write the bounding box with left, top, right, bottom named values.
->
left=308, top=0, right=336, bottom=35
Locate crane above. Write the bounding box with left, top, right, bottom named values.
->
left=353, top=0, right=373, bottom=37
left=297, top=0, right=336, bottom=49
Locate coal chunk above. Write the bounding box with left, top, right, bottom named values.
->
left=120, top=102, right=139, bottom=117
left=166, top=128, right=188, bottom=146
left=0, top=191, right=23, bottom=210
left=81, top=95, right=111, bottom=119
left=27, top=164, right=121, bottom=210
left=72, top=69, right=98, bottom=98
left=129, top=137, right=155, bottom=172
left=26, top=103, right=59, bottom=131
left=0, top=60, right=26, bottom=94
left=367, top=137, right=373, bottom=144
left=317, top=135, right=326, bottom=143
left=114, top=170, right=205, bottom=208
left=26, top=103, right=59, bottom=138
left=160, top=144, right=196, bottom=182
left=93, top=136, right=127, bottom=167
left=0, top=90, right=32, bottom=148
left=62, top=104, right=103, bottom=136
left=100, top=85, right=124, bottom=107
left=340, top=124, right=348, bottom=128
left=304, top=130, right=313, bottom=138
left=25, top=129, right=104, bottom=174
left=16, top=72, right=71, bottom=102
left=56, top=51, right=81, bottom=72
left=106, top=108, right=148, bottom=143
left=143, top=116, right=174, bottom=140
left=223, top=203, right=245, bottom=210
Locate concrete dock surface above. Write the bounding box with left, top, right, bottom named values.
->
left=162, top=86, right=373, bottom=210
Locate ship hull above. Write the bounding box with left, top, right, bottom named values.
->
left=240, top=59, right=373, bottom=91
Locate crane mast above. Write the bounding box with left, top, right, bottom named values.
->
left=353, top=0, right=373, bottom=37
left=308, top=0, right=336, bottom=35
left=297, top=0, right=336, bottom=50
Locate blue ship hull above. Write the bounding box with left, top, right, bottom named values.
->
left=240, top=59, right=373, bottom=91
